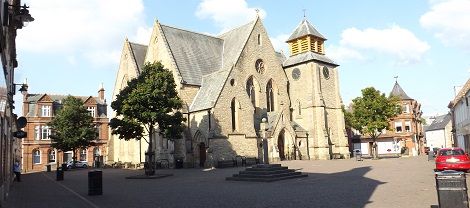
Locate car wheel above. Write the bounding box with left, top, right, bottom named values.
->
left=83, top=164, right=87, bottom=168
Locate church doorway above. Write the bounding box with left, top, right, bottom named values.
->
left=199, top=142, right=206, bottom=167
left=278, top=132, right=286, bottom=161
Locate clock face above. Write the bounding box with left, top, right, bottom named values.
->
left=322, top=66, right=330, bottom=79
left=292, top=68, right=301, bottom=80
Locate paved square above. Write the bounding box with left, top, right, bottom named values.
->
left=5, top=156, right=449, bottom=208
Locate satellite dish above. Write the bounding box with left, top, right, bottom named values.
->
left=17, top=117, right=27, bottom=128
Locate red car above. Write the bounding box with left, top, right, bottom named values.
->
left=435, top=148, right=470, bottom=172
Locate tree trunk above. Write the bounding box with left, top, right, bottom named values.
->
left=372, top=137, right=379, bottom=160
left=145, top=124, right=155, bottom=176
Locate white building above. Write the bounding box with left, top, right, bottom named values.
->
left=449, top=78, right=470, bottom=153
left=424, top=114, right=452, bottom=149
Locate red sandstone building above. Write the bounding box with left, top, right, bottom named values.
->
left=21, top=86, right=109, bottom=172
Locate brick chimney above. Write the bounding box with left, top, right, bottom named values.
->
left=98, top=83, right=105, bottom=101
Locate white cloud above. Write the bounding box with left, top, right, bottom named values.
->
left=17, top=0, right=149, bottom=67
left=420, top=0, right=470, bottom=51
left=334, top=25, right=430, bottom=65
left=270, top=34, right=289, bottom=53
left=131, top=26, right=153, bottom=46
left=327, top=45, right=365, bottom=62
left=195, top=0, right=266, bottom=32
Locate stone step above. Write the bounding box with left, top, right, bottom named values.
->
left=245, top=166, right=288, bottom=172
left=239, top=169, right=295, bottom=175
left=226, top=174, right=308, bottom=182
left=234, top=171, right=302, bottom=178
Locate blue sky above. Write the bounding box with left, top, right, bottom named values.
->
left=15, top=0, right=470, bottom=117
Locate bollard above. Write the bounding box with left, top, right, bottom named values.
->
left=435, top=170, right=469, bottom=208
left=56, top=167, right=64, bottom=181
left=88, top=170, right=102, bottom=195
left=46, top=164, right=51, bottom=172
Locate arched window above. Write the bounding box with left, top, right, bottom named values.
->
left=48, top=149, right=56, bottom=163
left=80, top=149, right=87, bottom=161
left=246, top=76, right=256, bottom=106
left=231, top=98, right=239, bottom=131
left=33, top=149, right=41, bottom=164
left=257, top=34, right=262, bottom=46
left=266, top=80, right=275, bottom=112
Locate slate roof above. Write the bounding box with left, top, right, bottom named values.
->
left=287, top=19, right=326, bottom=42
left=188, top=20, right=257, bottom=112
left=426, top=114, right=451, bottom=131
left=451, top=78, right=470, bottom=108
left=160, top=24, right=223, bottom=86
left=283, top=51, right=338, bottom=67
left=128, top=42, right=148, bottom=71
left=390, top=81, right=412, bottom=100
left=25, top=94, right=107, bottom=117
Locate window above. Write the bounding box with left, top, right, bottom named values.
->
left=41, top=126, right=51, bottom=140
left=41, top=105, right=51, bottom=117
left=34, top=126, right=40, bottom=140
left=80, top=149, right=87, bottom=161
left=96, top=124, right=101, bottom=139
left=298, top=101, right=301, bottom=116
left=48, top=149, right=55, bottom=163
left=257, top=34, right=261, bottom=46
left=246, top=77, right=256, bottom=106
left=33, top=149, right=41, bottom=164
left=403, top=104, right=410, bottom=114
left=266, top=80, right=275, bottom=112
left=405, top=121, right=411, bottom=132
left=0, top=100, right=6, bottom=113
left=231, top=98, right=238, bottom=131
left=87, top=106, right=96, bottom=117
left=395, top=121, right=402, bottom=133
left=255, top=59, right=265, bottom=74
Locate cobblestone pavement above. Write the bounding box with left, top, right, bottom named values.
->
left=5, top=155, right=449, bottom=208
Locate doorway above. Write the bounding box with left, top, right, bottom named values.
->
left=278, top=132, right=285, bottom=161
left=199, top=142, right=206, bottom=167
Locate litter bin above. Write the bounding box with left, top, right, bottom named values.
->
left=46, top=164, right=51, bottom=172
left=56, top=167, right=64, bottom=181
left=175, top=159, right=183, bottom=169
left=88, top=170, right=102, bottom=195
left=435, top=170, right=469, bottom=208
left=353, top=149, right=362, bottom=161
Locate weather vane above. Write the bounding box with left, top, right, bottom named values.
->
left=303, top=9, right=306, bottom=18
left=255, top=8, right=260, bottom=16
left=394, top=76, right=398, bottom=83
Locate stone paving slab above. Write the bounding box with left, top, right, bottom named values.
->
left=3, top=156, right=453, bottom=208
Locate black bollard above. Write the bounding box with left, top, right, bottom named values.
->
left=56, top=167, right=64, bottom=181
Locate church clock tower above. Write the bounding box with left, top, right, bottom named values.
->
left=283, top=18, right=349, bottom=160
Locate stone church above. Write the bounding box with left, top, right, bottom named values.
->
left=108, top=16, right=349, bottom=167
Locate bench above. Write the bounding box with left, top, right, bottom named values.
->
left=332, top=153, right=342, bottom=159
left=243, top=157, right=259, bottom=166
left=217, top=159, right=236, bottom=168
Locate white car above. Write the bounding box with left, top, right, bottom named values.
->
left=67, top=161, right=88, bottom=169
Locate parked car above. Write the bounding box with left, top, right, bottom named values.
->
left=435, top=148, right=470, bottom=172
left=67, top=161, right=88, bottom=169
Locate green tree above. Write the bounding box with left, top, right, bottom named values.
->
left=110, top=62, right=185, bottom=175
left=49, top=96, right=98, bottom=164
left=344, top=87, right=401, bottom=159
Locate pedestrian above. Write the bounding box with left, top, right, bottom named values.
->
left=13, top=161, right=21, bottom=182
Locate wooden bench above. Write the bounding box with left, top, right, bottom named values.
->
left=332, top=153, right=342, bottom=159
left=217, top=159, right=236, bottom=168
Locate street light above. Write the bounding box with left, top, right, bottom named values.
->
left=3, top=2, right=35, bottom=29
left=13, top=83, right=28, bottom=95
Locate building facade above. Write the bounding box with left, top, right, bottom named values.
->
left=110, top=16, right=350, bottom=167
left=0, top=0, right=33, bottom=205
left=352, top=81, right=424, bottom=156
left=449, top=78, right=470, bottom=153
left=21, top=86, right=109, bottom=173
left=424, top=114, right=452, bottom=150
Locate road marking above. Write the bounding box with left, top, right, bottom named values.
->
left=42, top=172, right=100, bottom=208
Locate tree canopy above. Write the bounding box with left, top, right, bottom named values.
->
left=110, top=61, right=185, bottom=142
left=49, top=96, right=98, bottom=155
left=344, top=87, right=401, bottom=159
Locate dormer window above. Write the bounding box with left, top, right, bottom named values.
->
left=87, top=106, right=96, bottom=117
left=41, top=106, right=51, bottom=117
